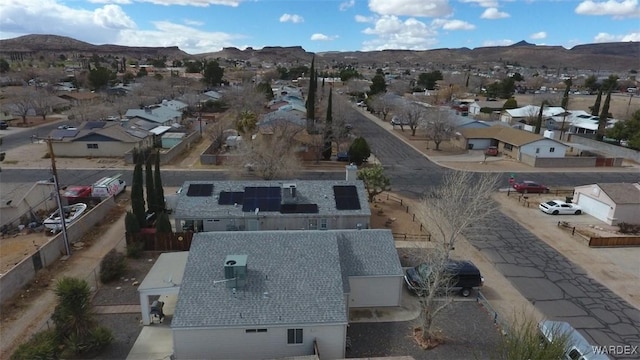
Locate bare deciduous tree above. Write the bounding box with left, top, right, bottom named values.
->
left=401, top=102, right=426, bottom=136
left=369, top=93, right=397, bottom=121
left=422, top=109, right=454, bottom=151
left=223, top=85, right=268, bottom=133
left=6, top=87, right=35, bottom=123
left=415, top=171, right=499, bottom=348
left=228, top=121, right=303, bottom=180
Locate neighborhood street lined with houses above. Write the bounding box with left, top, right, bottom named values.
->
left=1, top=61, right=639, bottom=359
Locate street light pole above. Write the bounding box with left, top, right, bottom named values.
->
left=46, top=137, right=71, bottom=256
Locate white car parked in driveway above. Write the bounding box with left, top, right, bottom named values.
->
left=539, top=200, right=582, bottom=215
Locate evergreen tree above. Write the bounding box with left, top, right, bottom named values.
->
left=591, top=89, right=602, bottom=116
left=154, top=150, right=166, bottom=213
left=306, top=56, right=316, bottom=122
left=348, top=137, right=371, bottom=165
left=131, top=149, right=146, bottom=227
left=155, top=212, right=173, bottom=233
left=322, top=91, right=333, bottom=160
left=145, top=155, right=157, bottom=214
left=561, top=78, right=572, bottom=109
left=124, top=211, right=140, bottom=234
left=369, top=74, right=387, bottom=95
left=597, top=91, right=613, bottom=140
left=535, top=101, right=547, bottom=134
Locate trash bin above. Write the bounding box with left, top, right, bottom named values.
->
left=565, top=196, right=573, bottom=204
left=468, top=144, right=474, bottom=150
left=150, top=300, right=165, bottom=323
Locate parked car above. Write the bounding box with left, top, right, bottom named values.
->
left=57, top=124, right=77, bottom=130
left=91, top=175, right=126, bottom=198
left=336, top=152, right=349, bottom=162
left=391, top=116, right=409, bottom=126
left=538, top=320, right=611, bottom=360
left=62, top=185, right=93, bottom=204
left=356, top=100, right=366, bottom=107
left=0, top=121, right=8, bottom=130
left=484, top=146, right=498, bottom=156
left=539, top=200, right=582, bottom=215
left=404, top=259, right=484, bottom=297
left=512, top=181, right=549, bottom=194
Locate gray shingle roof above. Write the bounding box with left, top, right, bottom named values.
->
left=598, top=183, right=640, bottom=204
left=172, top=229, right=401, bottom=329
left=174, top=180, right=371, bottom=219
left=172, top=231, right=348, bottom=328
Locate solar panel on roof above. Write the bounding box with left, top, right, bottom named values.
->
left=242, top=186, right=281, bottom=212
left=186, top=183, right=214, bottom=197
left=333, top=185, right=361, bottom=210
left=280, top=203, right=319, bottom=214
left=218, top=191, right=244, bottom=205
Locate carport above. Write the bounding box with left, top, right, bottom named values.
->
left=138, top=252, right=189, bottom=325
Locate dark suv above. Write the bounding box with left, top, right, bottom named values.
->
left=404, top=260, right=484, bottom=297
left=0, top=121, right=8, bottom=130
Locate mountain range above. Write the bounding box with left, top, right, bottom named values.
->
left=0, top=35, right=638, bottom=72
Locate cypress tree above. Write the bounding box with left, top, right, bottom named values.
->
left=155, top=212, right=173, bottom=234
left=322, top=90, right=333, bottom=160
left=154, top=150, right=165, bottom=213
left=131, top=149, right=146, bottom=227
left=591, top=89, right=602, bottom=116
left=145, top=155, right=157, bottom=214
left=306, top=56, right=316, bottom=123
left=597, top=91, right=612, bottom=140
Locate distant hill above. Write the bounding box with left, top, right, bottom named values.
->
left=0, top=34, right=189, bottom=60
left=0, top=34, right=638, bottom=72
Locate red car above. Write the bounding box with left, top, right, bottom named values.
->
left=512, top=181, right=549, bottom=194
left=62, top=185, right=92, bottom=204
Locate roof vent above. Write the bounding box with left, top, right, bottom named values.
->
left=224, top=255, right=248, bottom=289
left=281, top=183, right=297, bottom=204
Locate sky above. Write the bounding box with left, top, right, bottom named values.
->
left=0, top=0, right=639, bottom=55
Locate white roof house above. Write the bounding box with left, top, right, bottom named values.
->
left=161, top=99, right=188, bottom=112
left=125, top=105, right=182, bottom=126
left=500, top=105, right=567, bottom=124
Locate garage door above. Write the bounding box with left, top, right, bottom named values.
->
left=577, top=195, right=610, bottom=222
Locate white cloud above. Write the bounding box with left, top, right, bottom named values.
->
left=530, top=31, right=547, bottom=40
left=310, top=33, right=337, bottom=41
left=88, top=0, right=132, bottom=4
left=594, top=31, right=640, bottom=42
left=575, top=0, right=640, bottom=17
left=369, top=0, right=452, bottom=17
left=279, top=13, right=304, bottom=23
left=361, top=15, right=438, bottom=50
left=355, top=14, right=375, bottom=22
left=482, top=39, right=514, bottom=46
left=93, top=5, right=136, bottom=29
left=480, top=7, right=510, bottom=19
left=459, top=0, right=498, bottom=7
left=434, top=19, right=476, bottom=30
left=118, top=21, right=245, bottom=53
left=339, top=0, right=355, bottom=11
left=134, top=0, right=242, bottom=7
left=184, top=19, right=204, bottom=26
left=0, top=0, right=136, bottom=44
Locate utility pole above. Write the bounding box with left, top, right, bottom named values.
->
left=46, top=137, right=71, bottom=256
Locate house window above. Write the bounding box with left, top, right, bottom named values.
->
left=245, top=329, right=267, bottom=333
left=320, top=218, right=328, bottom=230
left=87, top=143, right=98, bottom=149
left=504, top=144, right=513, bottom=151
left=287, top=328, right=303, bottom=344
left=550, top=147, right=555, bottom=153
left=535, top=148, right=540, bottom=154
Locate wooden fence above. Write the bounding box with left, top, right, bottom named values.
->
left=383, top=193, right=432, bottom=240
left=126, top=231, right=194, bottom=251
left=588, top=236, right=640, bottom=247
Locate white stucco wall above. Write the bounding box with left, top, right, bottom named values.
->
left=347, top=276, right=403, bottom=308
left=173, top=324, right=346, bottom=360
left=520, top=139, right=566, bottom=158
left=183, top=214, right=370, bottom=232
left=613, top=204, right=640, bottom=225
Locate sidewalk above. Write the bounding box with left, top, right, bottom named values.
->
left=0, top=212, right=127, bottom=360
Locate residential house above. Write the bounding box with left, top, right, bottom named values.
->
left=565, top=110, right=617, bottom=135
left=172, top=176, right=370, bottom=232
left=500, top=105, right=566, bottom=125
left=166, top=229, right=403, bottom=359
left=49, top=121, right=153, bottom=157
left=468, top=99, right=506, bottom=116
left=573, top=183, right=640, bottom=225
left=58, top=92, right=99, bottom=106
left=161, top=99, right=188, bottom=112
left=125, top=105, right=182, bottom=126
left=203, top=90, right=223, bottom=101
left=451, top=117, right=491, bottom=130
left=455, top=126, right=568, bottom=159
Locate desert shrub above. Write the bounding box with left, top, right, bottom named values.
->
left=99, top=249, right=127, bottom=283
left=618, top=222, right=640, bottom=234
left=126, top=240, right=144, bottom=258
left=10, top=329, right=59, bottom=360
